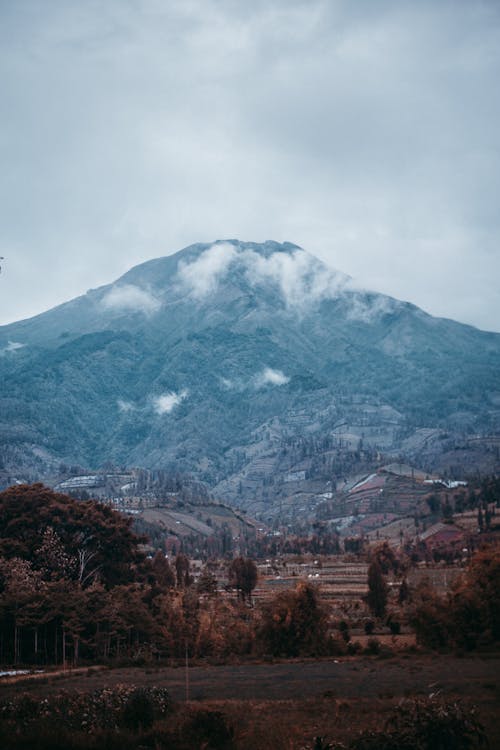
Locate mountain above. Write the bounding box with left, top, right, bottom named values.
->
left=1, top=240, right=499, bottom=514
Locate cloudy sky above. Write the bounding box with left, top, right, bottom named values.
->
left=1, top=0, right=499, bottom=331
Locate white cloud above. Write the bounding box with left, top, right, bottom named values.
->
left=2, top=341, right=25, bottom=353
left=117, top=399, right=135, bottom=413
left=220, top=377, right=237, bottom=390
left=100, top=284, right=160, bottom=315
left=177, top=243, right=238, bottom=299
left=254, top=367, right=290, bottom=388
left=243, top=248, right=349, bottom=309
left=1, top=1, right=499, bottom=332
left=153, top=389, right=188, bottom=415
left=345, top=292, right=400, bottom=323
left=177, top=242, right=349, bottom=310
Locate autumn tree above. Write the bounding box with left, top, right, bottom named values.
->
left=412, top=545, right=500, bottom=651
left=448, top=544, right=500, bottom=649
left=228, top=557, right=258, bottom=603
left=0, top=557, right=43, bottom=663
left=175, top=553, right=191, bottom=588
left=258, top=582, right=329, bottom=657
left=0, top=484, right=146, bottom=587
left=366, top=558, right=388, bottom=618
left=196, top=566, right=218, bottom=595
left=151, top=551, right=176, bottom=591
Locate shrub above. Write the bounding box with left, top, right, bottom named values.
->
left=346, top=698, right=486, bottom=750
left=339, top=621, right=351, bottom=642
left=183, top=709, right=235, bottom=749
left=259, top=583, right=329, bottom=657
left=364, top=638, right=381, bottom=655
left=122, top=688, right=155, bottom=731
left=388, top=620, right=401, bottom=636
left=364, top=620, right=375, bottom=635
left=0, top=686, right=172, bottom=734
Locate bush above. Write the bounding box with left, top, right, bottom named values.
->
left=388, top=620, right=401, bottom=636
left=183, top=710, right=235, bottom=749
left=364, top=638, right=381, bottom=655
left=307, top=698, right=487, bottom=750
left=259, top=583, right=329, bottom=657
left=364, top=620, right=375, bottom=635
left=412, top=546, right=500, bottom=652
left=122, top=688, right=155, bottom=731
left=346, top=698, right=486, bottom=750
left=0, top=686, right=172, bottom=734
left=347, top=641, right=362, bottom=656
left=339, top=621, right=351, bottom=642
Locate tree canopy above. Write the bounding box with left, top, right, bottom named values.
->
left=0, top=483, right=145, bottom=587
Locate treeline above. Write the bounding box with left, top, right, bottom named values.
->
left=0, top=485, right=330, bottom=666
left=1, top=484, right=498, bottom=668
left=411, top=544, right=500, bottom=651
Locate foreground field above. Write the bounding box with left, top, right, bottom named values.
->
left=2, top=654, right=499, bottom=748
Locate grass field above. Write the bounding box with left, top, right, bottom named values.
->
left=1, top=653, right=499, bottom=748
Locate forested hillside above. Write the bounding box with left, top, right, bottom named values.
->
left=1, top=241, right=499, bottom=518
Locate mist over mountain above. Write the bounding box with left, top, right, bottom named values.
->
left=1, top=240, right=499, bottom=510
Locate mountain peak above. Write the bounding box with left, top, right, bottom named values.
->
left=1, top=238, right=499, bottom=496
left=113, top=239, right=350, bottom=313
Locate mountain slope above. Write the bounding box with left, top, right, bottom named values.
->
left=1, top=240, right=499, bottom=501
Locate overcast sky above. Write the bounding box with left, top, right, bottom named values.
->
left=1, top=0, right=499, bottom=331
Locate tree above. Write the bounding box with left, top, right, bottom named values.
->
left=411, top=546, right=500, bottom=651
left=197, top=566, right=218, bottom=595
left=175, top=553, right=191, bottom=588
left=366, top=559, right=388, bottom=618
left=0, top=484, right=146, bottom=587
left=151, top=551, right=175, bottom=591
left=228, top=557, right=258, bottom=603
left=0, top=557, right=43, bottom=663
left=259, top=582, right=329, bottom=657
left=449, top=544, right=500, bottom=649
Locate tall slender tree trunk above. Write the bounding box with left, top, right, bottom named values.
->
left=14, top=623, right=19, bottom=665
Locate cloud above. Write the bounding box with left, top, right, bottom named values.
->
left=220, top=376, right=238, bottom=390
left=254, top=367, right=290, bottom=388
left=177, top=242, right=349, bottom=310
left=153, top=390, right=188, bottom=415
left=117, top=399, right=135, bottom=413
left=0, top=1, right=499, bottom=331
left=177, top=242, right=238, bottom=299
left=100, top=284, right=160, bottom=315
left=344, top=291, right=401, bottom=323
left=244, top=247, right=349, bottom=309
left=0, top=341, right=25, bottom=356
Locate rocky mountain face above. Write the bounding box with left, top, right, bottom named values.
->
left=1, top=240, right=499, bottom=515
